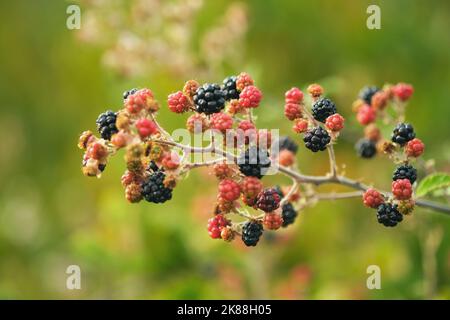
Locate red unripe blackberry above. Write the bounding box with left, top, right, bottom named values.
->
left=392, top=178, right=413, bottom=200
left=238, top=120, right=255, bottom=132
left=325, top=113, right=345, bottom=132
left=364, top=124, right=381, bottom=142
left=235, top=72, right=254, bottom=91
left=405, top=138, right=424, bottom=157
left=292, top=119, right=309, bottom=133
left=126, top=89, right=155, bottom=113
left=218, top=179, right=241, bottom=202
left=391, top=123, right=415, bottom=146
left=121, top=170, right=143, bottom=187
left=240, top=176, right=264, bottom=199
left=135, top=118, right=158, bottom=138
left=356, top=104, right=376, bottom=125
left=125, top=183, right=143, bottom=203
left=285, top=87, right=304, bottom=104
left=312, top=98, right=337, bottom=123
left=183, top=80, right=200, bottom=98
left=377, top=203, right=403, bottom=227
left=210, top=112, right=233, bottom=133
left=371, top=91, right=389, bottom=110
left=86, top=142, right=108, bottom=161
left=239, top=85, right=262, bottom=108
left=161, top=152, right=180, bottom=170
left=284, top=103, right=302, bottom=121
left=216, top=196, right=235, bottom=214
left=168, top=91, right=190, bottom=113
left=213, top=163, right=234, bottom=180
left=241, top=220, right=263, bottom=246
left=207, top=214, right=230, bottom=239
left=227, top=99, right=245, bottom=114
left=186, top=114, right=209, bottom=133
left=263, top=212, right=283, bottom=230
left=307, top=83, right=323, bottom=98
left=362, top=188, right=384, bottom=208
left=392, top=83, right=414, bottom=101
left=256, top=188, right=281, bottom=212
left=278, top=150, right=295, bottom=167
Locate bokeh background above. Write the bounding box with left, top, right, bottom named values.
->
left=0, top=0, right=449, bottom=299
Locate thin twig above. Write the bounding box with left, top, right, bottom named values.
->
left=327, top=144, right=338, bottom=177
left=152, top=139, right=450, bottom=215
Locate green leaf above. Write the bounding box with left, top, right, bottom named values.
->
left=416, top=173, right=450, bottom=197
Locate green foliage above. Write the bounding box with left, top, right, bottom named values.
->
left=416, top=173, right=450, bottom=198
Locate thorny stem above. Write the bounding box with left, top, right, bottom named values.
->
left=280, top=180, right=298, bottom=206
left=152, top=138, right=450, bottom=215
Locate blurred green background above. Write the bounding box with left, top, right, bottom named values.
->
left=0, top=0, right=449, bottom=299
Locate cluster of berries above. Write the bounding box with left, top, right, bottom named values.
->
left=208, top=163, right=301, bottom=246
left=363, top=162, right=420, bottom=227
left=353, top=83, right=423, bottom=159
left=283, top=84, right=345, bottom=153
left=79, top=88, right=179, bottom=205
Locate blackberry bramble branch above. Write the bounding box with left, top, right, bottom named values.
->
left=78, top=73, right=450, bottom=247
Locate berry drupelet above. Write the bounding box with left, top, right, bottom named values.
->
left=391, top=123, right=415, bottom=146
left=96, top=110, right=118, bottom=140
left=277, top=136, right=299, bottom=154
left=377, top=203, right=403, bottom=227
left=359, top=86, right=380, bottom=105
left=281, top=203, right=298, bottom=227
left=312, top=98, right=337, bottom=122
left=393, top=164, right=417, bottom=184
left=241, top=221, right=264, bottom=246
left=303, top=126, right=331, bottom=152
left=222, top=76, right=240, bottom=101
left=141, top=171, right=173, bottom=204
left=355, top=138, right=376, bottom=158
left=193, top=83, right=226, bottom=115
left=238, top=146, right=271, bottom=179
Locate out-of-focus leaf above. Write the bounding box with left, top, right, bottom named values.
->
left=416, top=173, right=450, bottom=197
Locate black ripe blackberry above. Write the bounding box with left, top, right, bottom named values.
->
left=96, top=110, right=118, bottom=140
left=222, top=76, right=239, bottom=101
left=359, top=86, right=380, bottom=104
left=193, top=83, right=226, bottom=115
left=377, top=203, right=403, bottom=227
left=141, top=171, right=172, bottom=204
left=355, top=138, right=376, bottom=158
left=393, top=164, right=417, bottom=184
left=238, top=146, right=271, bottom=179
left=391, top=123, right=415, bottom=146
left=123, top=88, right=138, bottom=100
left=303, top=126, right=331, bottom=152
left=277, top=136, right=299, bottom=154
left=281, top=203, right=298, bottom=227
left=242, top=221, right=263, bottom=247
left=312, top=98, right=337, bottom=122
